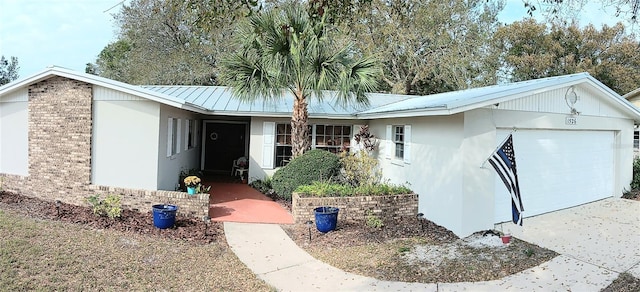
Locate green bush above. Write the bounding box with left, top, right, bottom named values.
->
left=271, top=149, right=341, bottom=200
left=632, top=157, right=640, bottom=190
left=295, top=181, right=412, bottom=197
left=339, top=151, right=381, bottom=187
left=86, top=194, right=122, bottom=219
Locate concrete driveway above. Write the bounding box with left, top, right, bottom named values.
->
left=498, top=198, right=640, bottom=279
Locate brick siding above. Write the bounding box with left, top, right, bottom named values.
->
left=292, top=193, right=419, bottom=223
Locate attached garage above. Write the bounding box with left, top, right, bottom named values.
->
left=495, top=129, right=615, bottom=222
left=362, top=73, right=640, bottom=236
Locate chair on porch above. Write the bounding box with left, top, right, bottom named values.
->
left=231, top=156, right=248, bottom=177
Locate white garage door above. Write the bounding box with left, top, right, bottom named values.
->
left=495, top=130, right=615, bottom=223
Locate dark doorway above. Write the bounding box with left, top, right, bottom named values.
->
left=203, top=122, right=247, bottom=173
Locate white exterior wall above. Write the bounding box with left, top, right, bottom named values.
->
left=459, top=107, right=634, bottom=236
left=157, top=104, right=201, bottom=191
left=368, top=115, right=466, bottom=234
left=0, top=88, right=28, bottom=175
left=92, top=91, right=161, bottom=190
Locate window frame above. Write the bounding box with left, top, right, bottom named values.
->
left=393, top=125, right=404, bottom=160
left=167, top=117, right=181, bottom=157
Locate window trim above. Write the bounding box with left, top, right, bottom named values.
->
left=386, top=124, right=411, bottom=164
left=167, top=117, right=181, bottom=157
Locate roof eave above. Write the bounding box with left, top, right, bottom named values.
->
left=0, top=66, right=187, bottom=108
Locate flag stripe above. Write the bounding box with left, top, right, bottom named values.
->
left=488, top=134, right=524, bottom=226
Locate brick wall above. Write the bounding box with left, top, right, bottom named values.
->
left=26, top=76, right=93, bottom=205
left=292, top=193, right=418, bottom=223
left=89, top=185, right=209, bottom=218
left=0, top=76, right=209, bottom=220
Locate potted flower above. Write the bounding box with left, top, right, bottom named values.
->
left=184, top=176, right=201, bottom=195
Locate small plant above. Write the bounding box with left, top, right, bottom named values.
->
left=198, top=184, right=211, bottom=194
left=250, top=176, right=273, bottom=194
left=523, top=248, right=535, bottom=257
left=353, top=125, right=378, bottom=152
left=397, top=246, right=411, bottom=253
left=86, top=194, right=122, bottom=219
left=178, top=168, right=201, bottom=190
left=365, top=210, right=384, bottom=228
left=631, top=157, right=640, bottom=190
left=184, top=176, right=201, bottom=188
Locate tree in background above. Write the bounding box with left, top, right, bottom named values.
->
left=334, top=0, right=504, bottom=95
left=90, top=0, right=258, bottom=85
left=522, top=0, right=639, bottom=24
left=219, top=2, right=381, bottom=158
left=0, top=56, right=19, bottom=86
left=494, top=19, right=640, bottom=95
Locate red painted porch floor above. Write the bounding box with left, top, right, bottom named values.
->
left=207, top=182, right=293, bottom=224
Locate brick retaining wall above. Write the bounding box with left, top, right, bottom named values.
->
left=292, top=193, right=418, bottom=223
left=89, top=185, right=209, bottom=218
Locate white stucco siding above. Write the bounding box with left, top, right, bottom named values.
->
left=369, top=115, right=466, bottom=234
left=91, top=99, right=160, bottom=190
left=0, top=89, right=28, bottom=175
left=157, top=104, right=201, bottom=191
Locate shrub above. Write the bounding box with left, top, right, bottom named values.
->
left=250, top=176, right=273, bottom=194
left=295, top=181, right=412, bottom=197
left=339, top=151, right=381, bottom=187
left=632, top=157, right=640, bottom=190
left=271, top=149, right=341, bottom=200
left=86, top=194, right=122, bottom=219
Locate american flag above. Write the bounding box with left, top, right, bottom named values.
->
left=488, top=134, right=524, bottom=226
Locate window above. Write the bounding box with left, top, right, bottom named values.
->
left=167, top=118, right=180, bottom=157
left=314, top=125, right=351, bottom=153
left=386, top=124, right=411, bottom=163
left=272, top=123, right=351, bottom=167
left=186, top=119, right=196, bottom=150
left=393, top=125, right=404, bottom=159
left=635, top=130, right=639, bottom=149
left=275, top=124, right=293, bottom=167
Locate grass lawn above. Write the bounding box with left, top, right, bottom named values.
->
left=0, top=209, right=272, bottom=291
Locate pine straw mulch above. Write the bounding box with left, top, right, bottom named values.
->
left=0, top=191, right=224, bottom=245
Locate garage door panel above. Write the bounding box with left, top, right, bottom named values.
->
left=495, top=130, right=614, bottom=222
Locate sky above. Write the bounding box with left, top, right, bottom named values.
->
left=0, top=0, right=630, bottom=80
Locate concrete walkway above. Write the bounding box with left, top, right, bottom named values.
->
left=224, top=198, right=638, bottom=291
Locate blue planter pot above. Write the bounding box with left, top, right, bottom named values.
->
left=187, top=186, right=196, bottom=195
left=152, top=204, right=178, bottom=229
left=314, top=206, right=339, bottom=233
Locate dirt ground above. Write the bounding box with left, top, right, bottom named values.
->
left=2, top=190, right=638, bottom=289
left=0, top=191, right=224, bottom=245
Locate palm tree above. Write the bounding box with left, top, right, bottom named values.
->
left=220, top=2, right=381, bottom=158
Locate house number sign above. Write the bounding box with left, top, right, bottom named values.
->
left=565, top=117, right=577, bottom=125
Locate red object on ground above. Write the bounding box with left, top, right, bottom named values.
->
left=208, top=182, right=293, bottom=224
left=501, top=235, right=512, bottom=244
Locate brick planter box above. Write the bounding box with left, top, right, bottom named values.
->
left=292, top=192, right=418, bottom=224
left=90, top=185, right=210, bottom=219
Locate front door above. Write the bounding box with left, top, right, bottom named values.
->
left=203, top=122, right=247, bottom=172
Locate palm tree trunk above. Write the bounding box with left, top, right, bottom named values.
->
left=291, top=94, right=310, bottom=158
